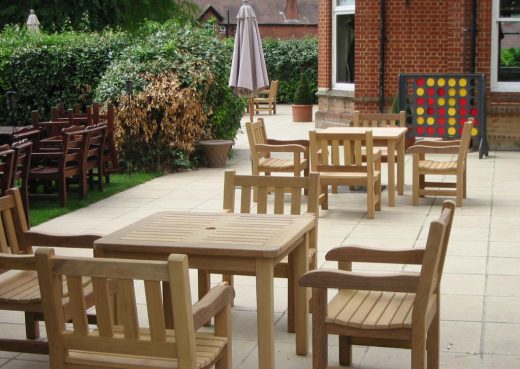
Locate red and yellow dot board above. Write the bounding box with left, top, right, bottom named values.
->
left=398, top=74, right=485, bottom=140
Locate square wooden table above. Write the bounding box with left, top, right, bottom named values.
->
left=94, top=211, right=314, bottom=369
left=317, top=126, right=407, bottom=206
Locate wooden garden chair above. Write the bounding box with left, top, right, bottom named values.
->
left=309, top=130, right=382, bottom=218
left=198, top=170, right=319, bottom=333
left=11, top=140, right=33, bottom=224
left=29, top=126, right=90, bottom=207
left=253, top=80, right=279, bottom=115
left=300, top=200, right=455, bottom=369
left=407, top=120, right=473, bottom=207
left=35, top=248, right=234, bottom=369
left=0, top=187, right=101, bottom=354
left=246, top=118, right=309, bottom=180
left=84, top=123, right=107, bottom=192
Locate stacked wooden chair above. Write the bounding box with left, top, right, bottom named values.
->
left=300, top=200, right=455, bottom=369
left=36, top=248, right=234, bottom=369
left=407, top=120, right=473, bottom=206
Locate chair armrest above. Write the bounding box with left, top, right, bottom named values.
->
left=0, top=253, right=36, bottom=270
left=406, top=145, right=459, bottom=154
left=256, top=143, right=307, bottom=153
left=326, top=246, right=425, bottom=264
left=24, top=231, right=102, bottom=248
left=192, top=282, right=235, bottom=330
left=267, top=139, right=309, bottom=148
left=299, top=269, right=419, bottom=293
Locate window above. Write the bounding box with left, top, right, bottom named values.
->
left=491, top=0, right=520, bottom=91
left=333, top=0, right=355, bottom=90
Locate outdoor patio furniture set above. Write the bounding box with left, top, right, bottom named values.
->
left=0, top=102, right=118, bottom=214
left=0, top=108, right=471, bottom=369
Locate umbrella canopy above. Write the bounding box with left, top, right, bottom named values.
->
left=229, top=0, right=269, bottom=122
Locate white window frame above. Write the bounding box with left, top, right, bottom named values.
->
left=491, top=0, right=520, bottom=92
left=332, top=1, right=355, bottom=91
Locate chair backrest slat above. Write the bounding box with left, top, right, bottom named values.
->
left=354, top=111, right=405, bottom=128
left=35, top=249, right=198, bottom=362
left=458, top=120, right=473, bottom=164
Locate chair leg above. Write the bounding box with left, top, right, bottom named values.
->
left=426, top=311, right=440, bottom=369
left=412, top=156, right=420, bottom=206
left=339, top=336, right=352, bottom=366
left=411, top=327, right=427, bottom=369
left=25, top=312, right=40, bottom=339
left=287, top=262, right=295, bottom=333
left=456, top=172, right=464, bottom=207
left=367, top=178, right=375, bottom=219
left=463, top=168, right=467, bottom=198
left=375, top=176, right=382, bottom=211
left=215, top=304, right=232, bottom=369
left=59, top=177, right=67, bottom=207
left=222, top=274, right=234, bottom=307
left=321, top=185, right=328, bottom=210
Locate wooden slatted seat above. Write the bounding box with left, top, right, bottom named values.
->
left=309, top=130, right=382, bottom=218
left=35, top=248, right=234, bottom=369
left=300, top=200, right=455, bottom=369
left=0, top=187, right=101, bottom=354
left=407, top=120, right=473, bottom=206
left=198, top=170, right=319, bottom=334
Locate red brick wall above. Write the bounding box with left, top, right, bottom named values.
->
left=318, top=0, right=332, bottom=89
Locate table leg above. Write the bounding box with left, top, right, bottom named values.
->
left=397, top=136, right=405, bottom=195
left=293, top=235, right=309, bottom=355
left=387, top=140, right=396, bottom=207
left=256, top=258, right=275, bottom=369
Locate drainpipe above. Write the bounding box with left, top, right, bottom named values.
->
left=379, top=0, right=386, bottom=113
left=470, top=0, right=477, bottom=73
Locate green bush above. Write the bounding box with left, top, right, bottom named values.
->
left=501, top=48, right=520, bottom=67
left=0, top=26, right=129, bottom=123
left=95, top=20, right=244, bottom=171
left=293, top=73, right=314, bottom=105
left=262, top=37, right=317, bottom=104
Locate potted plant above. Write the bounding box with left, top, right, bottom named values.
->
left=292, top=73, right=314, bottom=122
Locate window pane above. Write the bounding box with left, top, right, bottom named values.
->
left=500, top=0, right=520, bottom=17
left=336, top=14, right=355, bottom=84
left=498, top=21, right=520, bottom=81
left=337, top=0, right=355, bottom=7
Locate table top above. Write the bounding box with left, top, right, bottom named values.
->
left=317, top=126, right=408, bottom=139
left=94, top=211, right=315, bottom=259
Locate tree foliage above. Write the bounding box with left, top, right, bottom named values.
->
left=0, top=0, right=197, bottom=31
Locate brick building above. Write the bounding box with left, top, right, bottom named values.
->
left=317, top=0, right=520, bottom=149
left=193, top=0, right=317, bottom=39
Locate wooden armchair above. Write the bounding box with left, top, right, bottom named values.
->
left=84, top=123, right=107, bottom=192
left=0, top=187, right=101, bottom=354
left=253, top=80, right=278, bottom=115
left=29, top=126, right=90, bottom=207
left=407, top=120, right=473, bottom=207
left=246, top=118, right=309, bottom=180
left=36, top=248, right=234, bottom=369
left=300, top=200, right=455, bottom=369
left=198, top=170, right=319, bottom=333
left=309, top=130, right=382, bottom=218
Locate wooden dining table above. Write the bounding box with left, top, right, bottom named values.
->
left=94, top=211, right=314, bottom=369
left=317, top=126, right=408, bottom=206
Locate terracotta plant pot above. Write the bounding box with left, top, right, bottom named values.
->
left=199, top=140, right=233, bottom=168
left=292, top=104, right=313, bottom=122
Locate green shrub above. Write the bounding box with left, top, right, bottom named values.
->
left=262, top=37, right=317, bottom=104
left=95, top=20, right=244, bottom=171
left=0, top=26, right=129, bottom=123
left=293, top=73, right=314, bottom=105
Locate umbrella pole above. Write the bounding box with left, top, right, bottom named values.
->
left=249, top=97, right=254, bottom=123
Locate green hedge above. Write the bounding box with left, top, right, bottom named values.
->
left=0, top=26, right=129, bottom=123
left=262, top=37, right=318, bottom=104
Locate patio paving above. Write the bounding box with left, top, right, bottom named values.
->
left=1, top=104, right=519, bottom=368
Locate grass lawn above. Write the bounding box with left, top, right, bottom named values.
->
left=29, top=172, right=162, bottom=226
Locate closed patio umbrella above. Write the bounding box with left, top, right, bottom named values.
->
left=229, top=0, right=269, bottom=123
